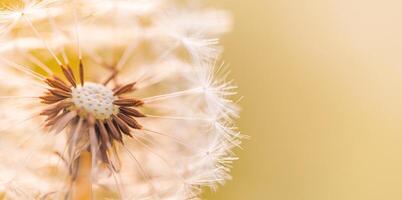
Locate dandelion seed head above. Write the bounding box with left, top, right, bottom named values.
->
left=71, top=82, right=117, bottom=120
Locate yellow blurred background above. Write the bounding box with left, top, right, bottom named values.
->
left=206, top=0, right=402, bottom=199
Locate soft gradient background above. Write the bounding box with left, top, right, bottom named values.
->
left=205, top=0, right=402, bottom=200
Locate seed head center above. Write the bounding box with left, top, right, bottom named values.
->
left=71, top=82, right=117, bottom=120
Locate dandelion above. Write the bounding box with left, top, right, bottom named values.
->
left=0, top=0, right=242, bottom=199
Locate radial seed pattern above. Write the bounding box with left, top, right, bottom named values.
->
left=40, top=64, right=146, bottom=167
left=0, top=0, right=241, bottom=199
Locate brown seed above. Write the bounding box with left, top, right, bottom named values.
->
left=40, top=95, right=65, bottom=103
left=105, top=119, right=122, bottom=142
left=79, top=59, right=84, bottom=86
left=113, top=99, right=144, bottom=107
left=117, top=113, right=142, bottom=129
left=112, top=119, right=124, bottom=139
left=49, top=89, right=72, bottom=98
left=96, top=120, right=111, bottom=147
left=45, top=78, right=72, bottom=93
left=61, top=65, right=77, bottom=87
left=119, top=107, right=146, bottom=117
left=53, top=76, right=64, bottom=82
left=112, top=115, right=131, bottom=136
left=40, top=100, right=55, bottom=104
left=67, top=65, right=76, bottom=82
left=54, top=101, right=73, bottom=113
left=113, top=82, right=136, bottom=96
left=40, top=101, right=72, bottom=116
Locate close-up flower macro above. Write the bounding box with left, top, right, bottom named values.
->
left=7, top=1, right=402, bottom=200
left=0, top=0, right=242, bottom=199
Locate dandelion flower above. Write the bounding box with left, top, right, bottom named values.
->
left=0, top=0, right=242, bottom=199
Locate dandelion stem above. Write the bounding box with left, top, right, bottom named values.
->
left=72, top=152, right=92, bottom=200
